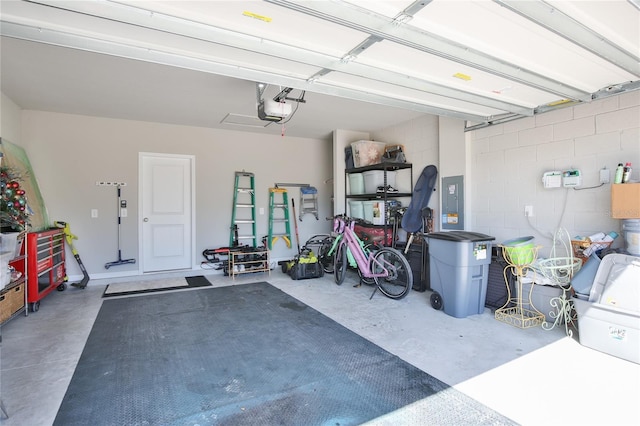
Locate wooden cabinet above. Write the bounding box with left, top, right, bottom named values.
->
left=1, top=234, right=27, bottom=325
left=26, top=228, right=66, bottom=312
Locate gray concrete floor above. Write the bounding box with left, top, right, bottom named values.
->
left=1, top=269, right=639, bottom=425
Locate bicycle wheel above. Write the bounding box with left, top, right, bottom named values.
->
left=318, top=235, right=336, bottom=274
left=334, top=242, right=348, bottom=285
left=372, top=247, right=412, bottom=299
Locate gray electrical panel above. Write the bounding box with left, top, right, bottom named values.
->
left=442, top=175, right=464, bottom=230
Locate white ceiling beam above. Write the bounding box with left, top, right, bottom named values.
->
left=7, top=1, right=532, bottom=116
left=0, top=21, right=492, bottom=123
left=392, top=0, right=432, bottom=24
left=495, top=0, right=640, bottom=77
left=265, top=0, right=592, bottom=101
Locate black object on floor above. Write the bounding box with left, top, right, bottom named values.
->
left=486, top=247, right=515, bottom=310
left=102, top=275, right=212, bottom=298
left=399, top=240, right=430, bottom=292
left=57, top=282, right=515, bottom=426
left=184, top=275, right=213, bottom=288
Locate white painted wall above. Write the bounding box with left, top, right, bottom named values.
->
left=437, top=116, right=467, bottom=229
left=0, top=93, right=22, bottom=145
left=332, top=129, right=370, bottom=215
left=371, top=115, right=440, bottom=229
left=4, top=90, right=638, bottom=280
left=17, top=110, right=334, bottom=279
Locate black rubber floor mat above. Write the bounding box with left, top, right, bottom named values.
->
left=56, top=282, right=514, bottom=425
left=102, top=275, right=211, bottom=298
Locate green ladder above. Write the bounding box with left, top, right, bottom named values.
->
left=268, top=187, right=292, bottom=249
left=230, top=171, right=257, bottom=247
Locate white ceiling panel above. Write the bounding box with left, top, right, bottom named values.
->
left=360, top=40, right=557, bottom=109
left=322, top=72, right=507, bottom=118
left=401, top=1, right=638, bottom=92
left=1, top=0, right=638, bottom=135
left=123, top=0, right=372, bottom=57
left=546, top=1, right=640, bottom=57
left=343, top=1, right=409, bottom=17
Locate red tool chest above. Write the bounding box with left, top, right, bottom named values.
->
left=26, top=228, right=66, bottom=311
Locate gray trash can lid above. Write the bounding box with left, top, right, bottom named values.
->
left=426, top=231, right=495, bottom=242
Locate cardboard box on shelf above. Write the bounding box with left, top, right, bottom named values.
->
left=611, top=183, right=640, bottom=218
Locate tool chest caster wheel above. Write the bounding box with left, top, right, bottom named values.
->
left=57, top=283, right=67, bottom=291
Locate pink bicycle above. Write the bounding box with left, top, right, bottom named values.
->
left=330, top=215, right=412, bottom=299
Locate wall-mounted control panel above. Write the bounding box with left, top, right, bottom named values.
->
left=542, top=171, right=562, bottom=188
left=542, top=170, right=582, bottom=188
left=442, top=175, right=464, bottom=230
left=562, top=169, right=582, bottom=187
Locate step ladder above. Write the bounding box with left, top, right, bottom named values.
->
left=268, top=187, right=292, bottom=249
left=230, top=171, right=257, bottom=247
left=299, top=186, right=319, bottom=221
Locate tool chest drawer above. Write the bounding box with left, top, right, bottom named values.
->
left=26, top=228, right=67, bottom=312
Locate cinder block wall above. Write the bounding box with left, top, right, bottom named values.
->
left=468, top=91, right=640, bottom=256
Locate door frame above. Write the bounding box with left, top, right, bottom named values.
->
left=138, top=152, right=196, bottom=273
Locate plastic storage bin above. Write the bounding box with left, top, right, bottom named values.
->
left=622, top=219, right=640, bottom=255
left=426, top=231, right=495, bottom=318
left=1, top=232, right=22, bottom=258
left=362, top=200, right=386, bottom=225
left=348, top=173, right=364, bottom=195
left=1, top=251, right=13, bottom=288
left=348, top=200, right=364, bottom=219
left=571, top=252, right=602, bottom=298
left=363, top=170, right=396, bottom=194
left=362, top=200, right=375, bottom=223
left=371, top=200, right=386, bottom=225
left=573, top=253, right=640, bottom=364
left=351, top=140, right=386, bottom=167
left=518, top=282, right=562, bottom=323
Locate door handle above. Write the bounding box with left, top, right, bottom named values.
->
left=143, top=217, right=149, bottom=222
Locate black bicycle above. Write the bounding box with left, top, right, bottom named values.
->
left=301, top=234, right=336, bottom=274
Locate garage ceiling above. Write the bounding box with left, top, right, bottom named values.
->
left=1, top=0, right=639, bottom=138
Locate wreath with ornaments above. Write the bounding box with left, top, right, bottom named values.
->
left=1, top=165, right=31, bottom=231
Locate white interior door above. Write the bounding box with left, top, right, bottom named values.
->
left=140, top=153, right=194, bottom=273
